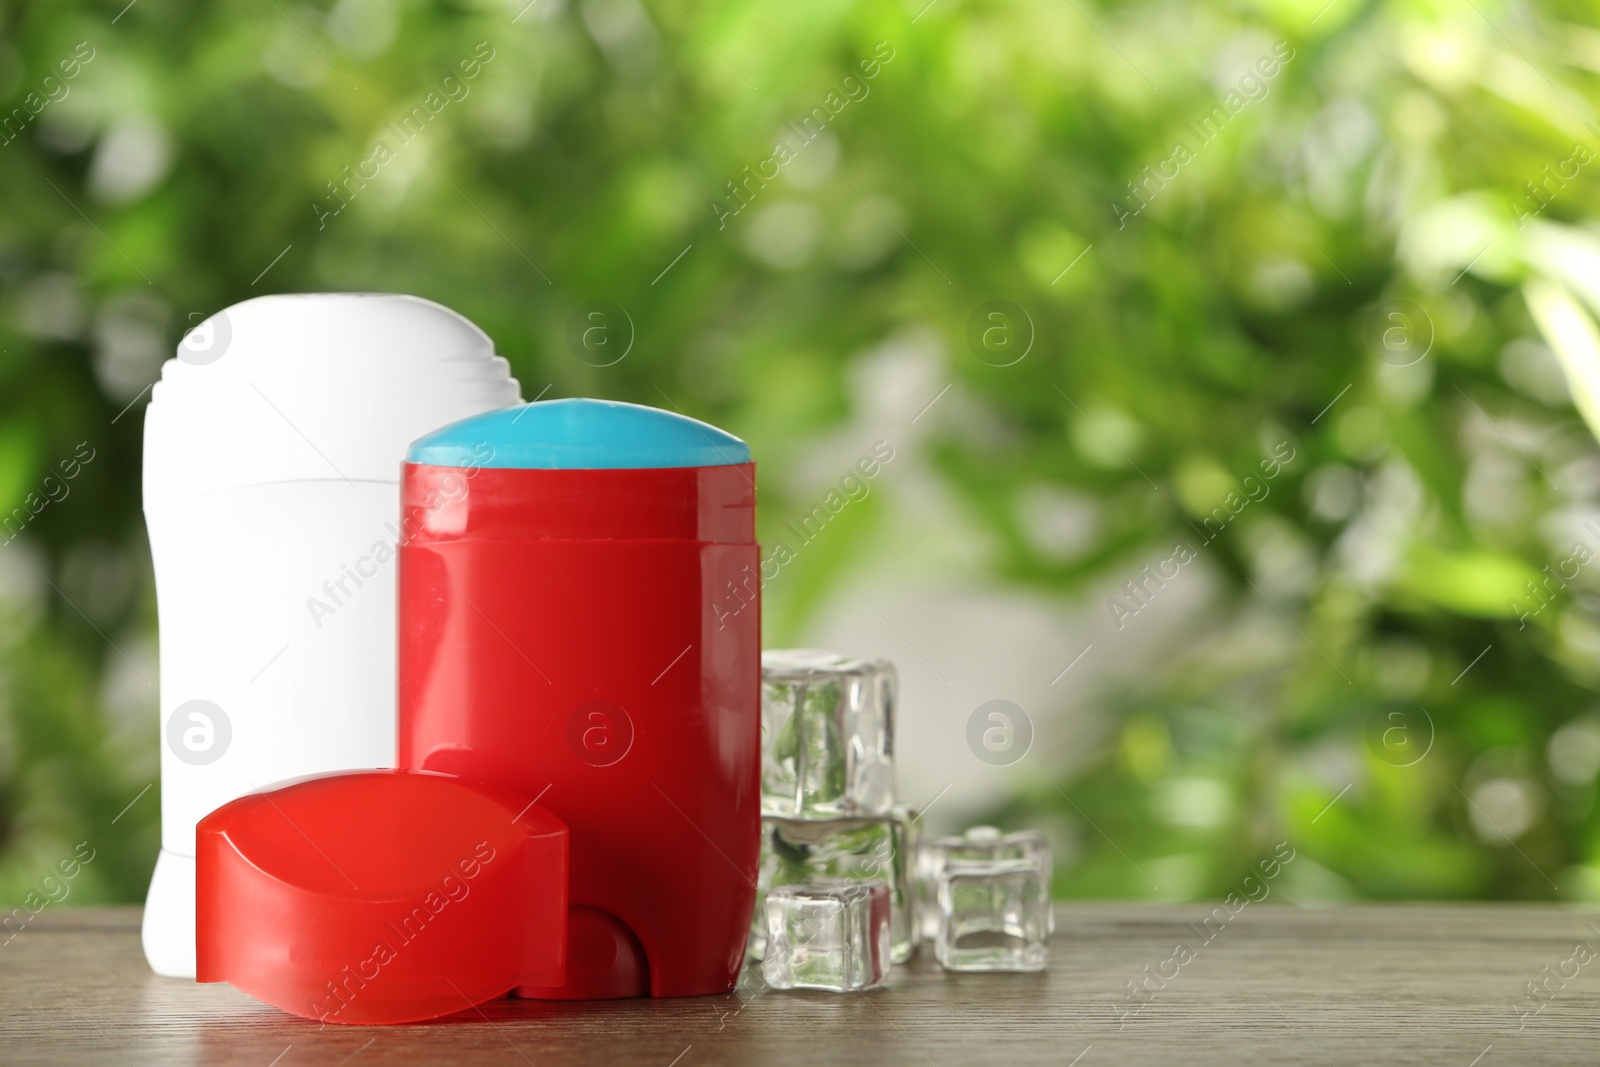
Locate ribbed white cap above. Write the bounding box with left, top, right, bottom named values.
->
left=144, top=293, right=520, bottom=503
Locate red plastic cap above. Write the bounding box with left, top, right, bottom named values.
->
left=400, top=462, right=757, bottom=545
left=197, top=770, right=568, bottom=1025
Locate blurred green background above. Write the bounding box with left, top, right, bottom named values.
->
left=5, top=0, right=1600, bottom=909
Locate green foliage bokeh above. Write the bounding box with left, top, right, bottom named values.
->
left=3, top=0, right=1600, bottom=906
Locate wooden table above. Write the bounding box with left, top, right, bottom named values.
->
left=2, top=904, right=1597, bottom=1065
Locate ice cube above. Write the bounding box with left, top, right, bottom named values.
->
left=917, top=825, right=1052, bottom=940
left=893, top=805, right=920, bottom=958
left=934, top=858, right=1050, bottom=972
left=762, top=879, right=891, bottom=992
left=761, top=650, right=896, bottom=818
left=746, top=813, right=916, bottom=963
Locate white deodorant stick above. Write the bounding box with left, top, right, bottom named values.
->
left=140, top=293, right=519, bottom=977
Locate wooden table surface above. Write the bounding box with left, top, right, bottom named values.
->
left=3, top=904, right=1598, bottom=1065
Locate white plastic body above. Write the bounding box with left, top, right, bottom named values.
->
left=140, top=293, right=518, bottom=977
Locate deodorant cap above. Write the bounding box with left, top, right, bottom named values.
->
left=144, top=293, right=519, bottom=505
left=402, top=398, right=756, bottom=544
left=407, top=397, right=751, bottom=469
left=196, top=770, right=567, bottom=1025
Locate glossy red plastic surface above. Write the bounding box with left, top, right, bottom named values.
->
left=513, top=906, right=649, bottom=1000
left=196, top=770, right=569, bottom=1024
left=398, top=462, right=760, bottom=999
left=399, top=462, right=755, bottom=543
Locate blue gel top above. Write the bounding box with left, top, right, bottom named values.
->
left=406, top=397, right=751, bottom=470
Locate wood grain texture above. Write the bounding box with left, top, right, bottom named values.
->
left=2, top=904, right=1598, bottom=1065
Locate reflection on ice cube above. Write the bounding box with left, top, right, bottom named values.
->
left=762, top=879, right=891, bottom=992
left=747, top=810, right=917, bottom=963
left=917, top=826, right=1052, bottom=941
left=761, top=649, right=896, bottom=818
left=933, top=858, right=1050, bottom=972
